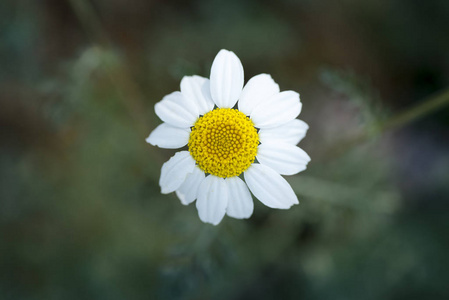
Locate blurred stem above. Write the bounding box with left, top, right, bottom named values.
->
left=375, top=87, right=449, bottom=133
left=323, top=87, right=449, bottom=160
left=67, top=0, right=109, bottom=47
left=68, top=0, right=150, bottom=134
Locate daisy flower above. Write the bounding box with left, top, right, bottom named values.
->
left=146, top=49, right=310, bottom=225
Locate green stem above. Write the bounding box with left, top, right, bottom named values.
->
left=321, top=87, right=449, bottom=161
left=376, top=88, right=449, bottom=133
left=67, top=0, right=110, bottom=47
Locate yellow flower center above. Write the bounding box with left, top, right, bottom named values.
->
left=188, top=108, right=259, bottom=178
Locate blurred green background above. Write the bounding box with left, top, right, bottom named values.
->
left=1, top=0, right=449, bottom=299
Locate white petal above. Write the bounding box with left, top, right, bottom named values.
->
left=154, top=91, right=198, bottom=128
left=196, top=175, right=228, bottom=225
left=159, top=151, right=195, bottom=194
left=257, top=142, right=311, bottom=175
left=209, top=49, right=244, bottom=108
left=175, top=166, right=205, bottom=205
left=238, top=74, right=280, bottom=116
left=146, top=123, right=190, bottom=149
left=251, top=91, right=302, bottom=128
left=225, top=177, right=254, bottom=219
left=244, top=164, right=299, bottom=209
left=180, top=75, right=215, bottom=115
left=258, top=119, right=309, bottom=145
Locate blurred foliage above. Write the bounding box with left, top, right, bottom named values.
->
left=1, top=0, right=449, bottom=299
left=321, top=68, right=388, bottom=132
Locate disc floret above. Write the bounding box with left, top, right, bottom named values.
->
left=188, top=108, right=259, bottom=178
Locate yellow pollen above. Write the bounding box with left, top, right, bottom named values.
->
left=188, top=108, right=259, bottom=178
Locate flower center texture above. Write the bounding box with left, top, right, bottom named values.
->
left=188, top=108, right=259, bottom=178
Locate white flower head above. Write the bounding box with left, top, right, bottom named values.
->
left=147, top=49, right=310, bottom=225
